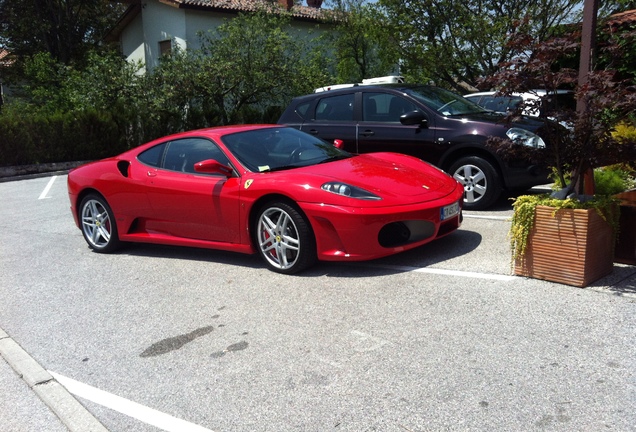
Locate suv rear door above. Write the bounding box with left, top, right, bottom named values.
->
left=356, top=90, right=441, bottom=163
left=292, top=92, right=358, bottom=153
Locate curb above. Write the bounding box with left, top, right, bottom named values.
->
left=0, top=328, right=110, bottom=432
left=0, top=161, right=88, bottom=182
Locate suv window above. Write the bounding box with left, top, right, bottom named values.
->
left=405, top=86, right=484, bottom=115
left=294, top=101, right=311, bottom=120
left=363, top=92, right=419, bottom=122
left=315, top=93, right=354, bottom=121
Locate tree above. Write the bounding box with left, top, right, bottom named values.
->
left=600, top=0, right=636, bottom=14
left=137, top=47, right=204, bottom=137
left=0, top=0, right=125, bottom=65
left=482, top=25, right=636, bottom=197
left=323, top=0, right=399, bottom=83
left=194, top=10, right=325, bottom=125
left=373, top=0, right=582, bottom=92
left=600, top=7, right=636, bottom=82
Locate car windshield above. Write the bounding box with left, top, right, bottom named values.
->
left=221, top=127, right=351, bottom=172
left=404, top=86, right=487, bottom=116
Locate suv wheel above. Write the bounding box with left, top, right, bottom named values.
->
left=449, top=156, right=501, bottom=210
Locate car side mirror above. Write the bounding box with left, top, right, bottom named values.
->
left=400, top=111, right=428, bottom=128
left=193, top=159, right=233, bottom=177
left=333, top=139, right=344, bottom=149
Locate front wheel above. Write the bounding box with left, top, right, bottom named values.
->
left=448, top=156, right=501, bottom=210
left=79, top=194, right=121, bottom=253
left=255, top=201, right=317, bottom=274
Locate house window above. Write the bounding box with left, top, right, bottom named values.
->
left=159, top=40, right=172, bottom=56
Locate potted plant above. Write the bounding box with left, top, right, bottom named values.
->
left=483, top=20, right=636, bottom=287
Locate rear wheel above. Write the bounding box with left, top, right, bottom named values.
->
left=255, top=201, right=317, bottom=274
left=449, top=156, right=501, bottom=210
left=79, top=194, right=121, bottom=253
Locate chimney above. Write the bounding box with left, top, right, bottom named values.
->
left=278, top=0, right=293, bottom=10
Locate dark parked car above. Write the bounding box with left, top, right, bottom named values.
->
left=464, top=90, right=576, bottom=118
left=278, top=84, right=553, bottom=210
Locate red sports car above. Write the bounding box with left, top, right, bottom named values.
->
left=68, top=125, right=463, bottom=274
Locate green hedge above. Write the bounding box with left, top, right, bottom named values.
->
left=0, top=104, right=281, bottom=166
left=0, top=109, right=129, bottom=166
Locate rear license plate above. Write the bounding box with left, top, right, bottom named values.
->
left=441, top=201, right=460, bottom=220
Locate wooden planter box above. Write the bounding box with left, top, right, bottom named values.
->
left=614, top=190, right=636, bottom=265
left=514, top=205, right=614, bottom=287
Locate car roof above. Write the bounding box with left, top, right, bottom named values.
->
left=292, top=83, right=433, bottom=101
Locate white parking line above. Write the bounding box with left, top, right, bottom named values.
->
left=356, top=263, right=516, bottom=281
left=49, top=372, right=216, bottom=432
left=38, top=176, right=57, bottom=200
left=463, top=214, right=511, bottom=221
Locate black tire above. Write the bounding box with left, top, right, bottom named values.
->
left=448, top=156, right=501, bottom=210
left=79, top=194, right=121, bottom=253
left=254, top=201, right=317, bottom=274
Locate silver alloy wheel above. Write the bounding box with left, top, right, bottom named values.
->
left=453, top=164, right=487, bottom=205
left=257, top=206, right=301, bottom=270
left=81, top=198, right=113, bottom=249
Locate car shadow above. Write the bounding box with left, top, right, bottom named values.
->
left=307, top=229, right=483, bottom=278
left=118, top=243, right=263, bottom=269
left=113, top=228, right=483, bottom=277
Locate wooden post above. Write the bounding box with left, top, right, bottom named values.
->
left=578, top=0, right=599, bottom=195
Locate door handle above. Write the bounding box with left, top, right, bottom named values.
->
left=308, top=129, right=319, bottom=135
left=359, top=130, right=375, bottom=137
left=147, top=171, right=157, bottom=177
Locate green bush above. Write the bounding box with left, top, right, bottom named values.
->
left=0, top=108, right=127, bottom=166
left=594, top=166, right=636, bottom=195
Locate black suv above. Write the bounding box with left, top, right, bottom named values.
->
left=278, top=84, right=552, bottom=210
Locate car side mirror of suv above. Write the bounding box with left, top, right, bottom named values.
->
left=400, top=111, right=428, bottom=128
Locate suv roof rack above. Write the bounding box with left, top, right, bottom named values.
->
left=314, top=75, right=405, bottom=93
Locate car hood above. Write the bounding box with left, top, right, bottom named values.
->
left=459, top=111, right=547, bottom=131
left=295, top=153, right=459, bottom=202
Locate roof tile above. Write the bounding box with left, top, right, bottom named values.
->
left=607, top=9, right=636, bottom=27
left=172, top=0, right=332, bottom=20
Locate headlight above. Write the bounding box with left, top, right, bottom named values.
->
left=506, top=127, right=546, bottom=148
left=321, top=182, right=381, bottom=200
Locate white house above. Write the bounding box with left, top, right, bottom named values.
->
left=106, top=0, right=333, bottom=72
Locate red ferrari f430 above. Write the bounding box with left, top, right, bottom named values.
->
left=68, top=125, right=463, bottom=273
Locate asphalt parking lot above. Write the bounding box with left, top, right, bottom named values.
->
left=1, top=175, right=635, bottom=431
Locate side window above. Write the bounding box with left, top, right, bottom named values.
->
left=295, top=102, right=311, bottom=120
left=507, top=96, right=524, bottom=111
left=162, top=138, right=230, bottom=174
left=363, top=93, right=418, bottom=122
left=315, top=93, right=354, bottom=121
left=481, top=96, right=509, bottom=113
left=138, top=143, right=166, bottom=167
